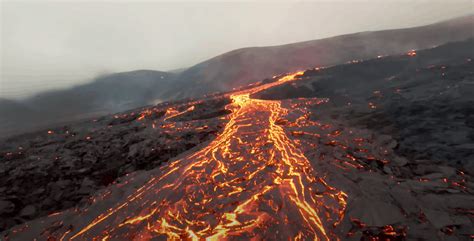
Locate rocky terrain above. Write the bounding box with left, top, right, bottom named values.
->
left=0, top=97, right=230, bottom=231
left=256, top=39, right=474, bottom=171
left=0, top=40, right=473, bottom=240
left=288, top=103, right=473, bottom=240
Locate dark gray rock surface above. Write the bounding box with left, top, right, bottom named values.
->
left=0, top=97, right=230, bottom=231
left=1, top=40, right=473, bottom=240
left=256, top=39, right=474, bottom=171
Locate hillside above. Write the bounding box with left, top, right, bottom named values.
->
left=165, top=15, right=474, bottom=99
left=255, top=39, right=474, bottom=170
left=0, top=70, right=176, bottom=136
left=1, top=40, right=473, bottom=240
left=1, top=15, right=472, bottom=137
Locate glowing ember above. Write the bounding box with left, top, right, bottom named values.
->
left=407, top=50, right=417, bottom=57
left=163, top=105, right=196, bottom=121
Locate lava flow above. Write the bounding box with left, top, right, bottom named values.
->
left=61, top=71, right=347, bottom=240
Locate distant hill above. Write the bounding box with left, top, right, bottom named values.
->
left=0, top=70, right=176, bottom=136
left=0, top=98, right=40, bottom=131
left=1, top=15, right=473, bottom=136
left=165, top=15, right=474, bottom=99
left=26, top=70, right=175, bottom=113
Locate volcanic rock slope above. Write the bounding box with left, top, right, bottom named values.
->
left=0, top=96, right=231, bottom=232
left=166, top=15, right=474, bottom=99
left=256, top=39, right=474, bottom=171
left=1, top=40, right=474, bottom=240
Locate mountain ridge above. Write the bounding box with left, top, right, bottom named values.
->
left=167, top=15, right=474, bottom=99
left=1, top=15, right=473, bottom=136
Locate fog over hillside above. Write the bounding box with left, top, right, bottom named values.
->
left=166, top=15, right=474, bottom=99
left=1, top=15, right=473, bottom=136
left=3, top=1, right=473, bottom=99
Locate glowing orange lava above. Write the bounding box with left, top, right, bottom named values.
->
left=407, top=50, right=417, bottom=57
left=65, top=70, right=347, bottom=240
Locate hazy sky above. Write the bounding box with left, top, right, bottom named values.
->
left=1, top=0, right=473, bottom=99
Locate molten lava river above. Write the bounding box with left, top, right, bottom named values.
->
left=9, top=71, right=349, bottom=240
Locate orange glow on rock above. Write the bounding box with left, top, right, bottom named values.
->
left=57, top=70, right=347, bottom=240
left=407, top=50, right=417, bottom=57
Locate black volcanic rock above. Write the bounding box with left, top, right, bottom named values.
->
left=0, top=97, right=230, bottom=232
left=0, top=40, right=473, bottom=241
left=255, top=39, right=474, bottom=170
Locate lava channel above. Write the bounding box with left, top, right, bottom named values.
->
left=62, top=71, right=347, bottom=240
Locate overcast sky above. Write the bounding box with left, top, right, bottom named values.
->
left=1, top=0, right=473, bottom=99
